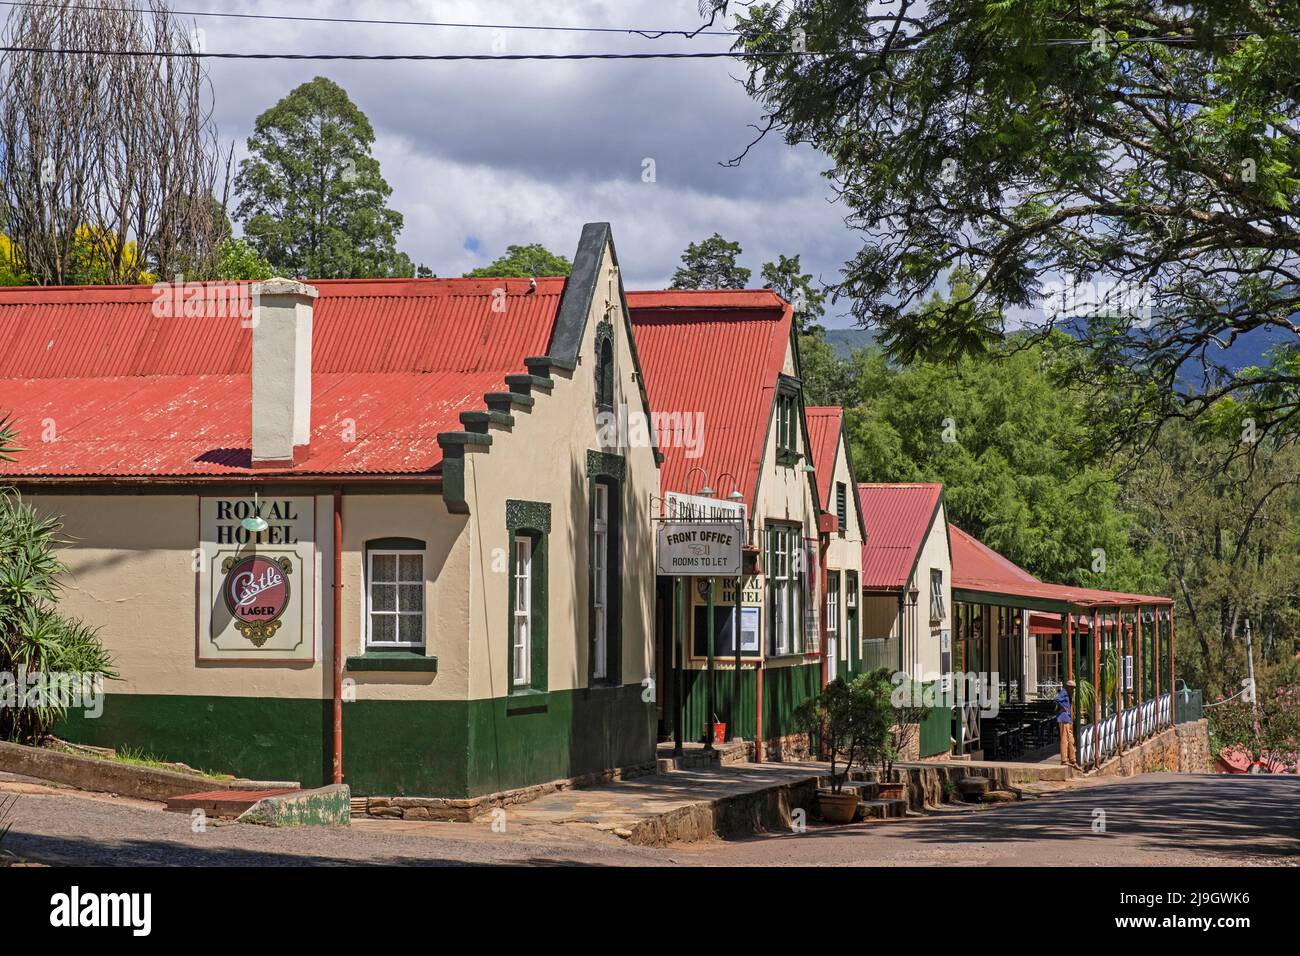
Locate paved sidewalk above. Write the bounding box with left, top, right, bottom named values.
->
left=497, top=761, right=830, bottom=844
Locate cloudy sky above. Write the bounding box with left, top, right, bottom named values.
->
left=176, top=0, right=861, bottom=326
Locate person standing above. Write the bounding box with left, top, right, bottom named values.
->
left=1056, top=679, right=1080, bottom=769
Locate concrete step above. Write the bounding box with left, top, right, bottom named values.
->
left=166, top=787, right=297, bottom=818
left=857, top=798, right=908, bottom=820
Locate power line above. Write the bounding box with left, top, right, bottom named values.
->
left=0, top=45, right=813, bottom=60
left=0, top=0, right=741, bottom=37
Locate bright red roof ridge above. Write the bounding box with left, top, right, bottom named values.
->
left=628, top=289, right=793, bottom=512
left=857, top=483, right=944, bottom=591
left=804, top=406, right=844, bottom=509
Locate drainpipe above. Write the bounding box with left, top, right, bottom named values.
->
left=332, top=488, right=344, bottom=785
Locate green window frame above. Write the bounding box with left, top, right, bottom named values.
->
left=587, top=451, right=625, bottom=686
left=775, top=390, right=799, bottom=465
left=845, top=571, right=859, bottom=664
left=594, top=322, right=615, bottom=413
left=766, top=523, right=804, bottom=655
left=506, top=500, right=550, bottom=694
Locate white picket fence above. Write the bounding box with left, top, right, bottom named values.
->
left=1079, top=692, right=1172, bottom=765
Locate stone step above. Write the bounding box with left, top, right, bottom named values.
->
left=857, top=798, right=908, bottom=820
left=166, top=788, right=297, bottom=818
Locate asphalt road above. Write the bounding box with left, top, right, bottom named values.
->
left=3, top=772, right=1297, bottom=867
left=676, top=773, right=1300, bottom=866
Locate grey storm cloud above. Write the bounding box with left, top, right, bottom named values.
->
left=193, top=1, right=858, bottom=319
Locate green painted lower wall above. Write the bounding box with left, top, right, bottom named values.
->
left=679, top=662, right=820, bottom=743
left=58, top=685, right=654, bottom=799
left=682, top=668, right=758, bottom=741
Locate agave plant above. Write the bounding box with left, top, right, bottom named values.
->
left=0, top=419, right=116, bottom=744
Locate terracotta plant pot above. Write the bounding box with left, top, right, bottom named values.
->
left=817, top=789, right=860, bottom=824
left=877, top=780, right=906, bottom=800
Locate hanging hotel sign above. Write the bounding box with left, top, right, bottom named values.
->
left=663, top=491, right=746, bottom=524
left=197, top=496, right=316, bottom=662
left=656, top=521, right=744, bottom=576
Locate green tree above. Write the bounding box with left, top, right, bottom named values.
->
left=214, top=238, right=275, bottom=281
left=234, top=76, right=418, bottom=279
left=845, top=338, right=1163, bottom=591
left=1118, top=423, right=1300, bottom=693
left=734, top=2, right=1300, bottom=454
left=761, top=253, right=825, bottom=333
left=670, top=233, right=751, bottom=289
left=464, top=243, right=571, bottom=278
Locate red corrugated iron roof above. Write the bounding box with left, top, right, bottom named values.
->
left=804, top=406, right=843, bottom=509
left=857, top=483, right=944, bottom=590
left=627, top=289, right=791, bottom=512
left=0, top=278, right=565, bottom=478
left=949, top=522, right=1172, bottom=608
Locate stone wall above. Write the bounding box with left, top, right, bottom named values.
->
left=1093, top=719, right=1211, bottom=778
left=357, top=761, right=657, bottom=821
left=1176, top=719, right=1213, bottom=772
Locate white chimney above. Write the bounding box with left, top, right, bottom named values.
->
left=251, top=278, right=318, bottom=465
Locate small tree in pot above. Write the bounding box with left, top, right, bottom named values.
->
left=795, top=675, right=889, bottom=823
left=862, top=668, right=930, bottom=799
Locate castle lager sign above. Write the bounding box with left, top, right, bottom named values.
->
left=656, top=521, right=743, bottom=576
left=198, top=496, right=316, bottom=662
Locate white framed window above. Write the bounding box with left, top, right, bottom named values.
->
left=367, top=550, right=424, bottom=649
left=773, top=528, right=790, bottom=654
left=592, top=483, right=608, bottom=680
left=512, top=535, right=532, bottom=686
left=930, top=568, right=946, bottom=622
left=827, top=572, right=843, bottom=660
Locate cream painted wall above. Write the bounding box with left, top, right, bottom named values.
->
left=463, top=241, right=660, bottom=700
left=908, top=501, right=952, bottom=679
left=822, top=433, right=864, bottom=653
left=30, top=490, right=467, bottom=703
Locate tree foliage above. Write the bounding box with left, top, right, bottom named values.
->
left=0, top=0, right=224, bottom=284
left=761, top=252, right=826, bottom=333
left=670, top=233, right=752, bottom=289
left=735, top=1, right=1300, bottom=454
left=235, top=77, right=419, bottom=279
left=464, top=243, right=571, bottom=278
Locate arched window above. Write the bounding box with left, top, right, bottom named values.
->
left=594, top=325, right=614, bottom=412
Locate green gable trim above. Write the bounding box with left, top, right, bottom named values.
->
left=953, top=587, right=1066, bottom=614
left=437, top=431, right=492, bottom=449
left=524, top=355, right=576, bottom=376
left=484, top=391, right=534, bottom=412
left=549, top=221, right=663, bottom=469
left=506, top=499, right=551, bottom=533
left=504, top=373, right=554, bottom=395
left=586, top=449, right=625, bottom=481
left=459, top=410, right=514, bottom=432
left=347, top=652, right=439, bottom=673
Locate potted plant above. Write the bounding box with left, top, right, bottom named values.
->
left=795, top=675, right=888, bottom=823
left=864, top=668, right=930, bottom=801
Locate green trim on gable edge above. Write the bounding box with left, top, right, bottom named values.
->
left=58, top=686, right=653, bottom=799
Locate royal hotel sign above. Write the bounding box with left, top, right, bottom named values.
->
left=197, top=496, right=316, bottom=662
